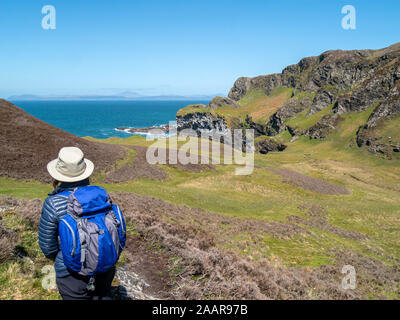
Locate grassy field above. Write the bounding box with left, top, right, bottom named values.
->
left=1, top=88, right=400, bottom=299
left=1, top=118, right=399, bottom=298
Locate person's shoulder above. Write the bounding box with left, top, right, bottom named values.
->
left=42, top=195, right=68, bottom=223
left=44, top=192, right=69, bottom=210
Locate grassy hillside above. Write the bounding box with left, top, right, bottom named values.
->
left=222, top=87, right=293, bottom=122
left=374, top=115, right=400, bottom=145
left=176, top=87, right=293, bottom=125
left=1, top=119, right=399, bottom=298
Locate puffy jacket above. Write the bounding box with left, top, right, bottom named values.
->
left=38, top=179, right=90, bottom=277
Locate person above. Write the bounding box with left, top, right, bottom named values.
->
left=39, top=146, right=121, bottom=300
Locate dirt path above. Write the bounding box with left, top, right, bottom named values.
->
left=113, top=234, right=173, bottom=300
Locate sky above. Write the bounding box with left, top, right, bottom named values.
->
left=0, top=0, right=399, bottom=98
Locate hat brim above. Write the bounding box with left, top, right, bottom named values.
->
left=47, top=158, right=94, bottom=183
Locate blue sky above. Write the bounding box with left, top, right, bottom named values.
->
left=0, top=0, right=399, bottom=98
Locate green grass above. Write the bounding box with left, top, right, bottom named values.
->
left=237, top=89, right=269, bottom=107
left=0, top=177, right=50, bottom=200
left=374, top=114, right=400, bottom=145
left=285, top=104, right=333, bottom=130
left=176, top=105, right=213, bottom=117
left=224, top=87, right=293, bottom=122
left=292, top=90, right=316, bottom=101
left=0, top=210, right=61, bottom=300
left=258, top=233, right=334, bottom=267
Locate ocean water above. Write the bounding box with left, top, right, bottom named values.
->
left=11, top=100, right=208, bottom=139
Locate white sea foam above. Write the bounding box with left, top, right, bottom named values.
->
left=114, top=128, right=134, bottom=134
left=114, top=127, right=176, bottom=139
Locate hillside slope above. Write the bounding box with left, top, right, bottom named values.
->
left=177, top=43, right=400, bottom=157
left=2, top=131, right=400, bottom=299
left=0, top=99, right=126, bottom=182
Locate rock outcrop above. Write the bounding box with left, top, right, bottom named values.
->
left=266, top=97, right=312, bottom=136
left=177, top=43, right=400, bottom=156
left=228, top=77, right=251, bottom=101
left=176, top=112, right=230, bottom=136
left=355, top=86, right=400, bottom=156
left=309, top=87, right=338, bottom=115
left=255, top=138, right=287, bottom=154
left=306, top=114, right=344, bottom=140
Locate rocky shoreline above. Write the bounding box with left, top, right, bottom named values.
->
left=116, top=124, right=171, bottom=135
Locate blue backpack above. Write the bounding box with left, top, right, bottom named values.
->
left=58, top=186, right=126, bottom=280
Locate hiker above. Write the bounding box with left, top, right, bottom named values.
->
left=38, top=147, right=126, bottom=300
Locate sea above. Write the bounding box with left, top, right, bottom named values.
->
left=11, top=100, right=209, bottom=139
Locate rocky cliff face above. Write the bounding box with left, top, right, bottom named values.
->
left=266, top=96, right=312, bottom=136
left=177, top=43, right=400, bottom=156
left=176, top=112, right=230, bottom=136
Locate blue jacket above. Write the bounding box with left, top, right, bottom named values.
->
left=38, top=179, right=90, bottom=278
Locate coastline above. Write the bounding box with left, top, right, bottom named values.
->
left=115, top=123, right=175, bottom=138
left=10, top=99, right=203, bottom=139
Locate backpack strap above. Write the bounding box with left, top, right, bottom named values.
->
left=59, top=218, right=76, bottom=257
left=56, top=190, right=72, bottom=198
left=113, top=205, right=126, bottom=237
left=77, top=220, right=87, bottom=265
left=55, top=188, right=79, bottom=201
left=68, top=214, right=87, bottom=265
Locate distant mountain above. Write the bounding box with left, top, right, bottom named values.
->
left=8, top=94, right=42, bottom=100
left=132, top=94, right=220, bottom=101
left=117, top=91, right=141, bottom=98
left=8, top=93, right=219, bottom=101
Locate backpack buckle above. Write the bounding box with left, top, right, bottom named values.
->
left=87, top=277, right=95, bottom=291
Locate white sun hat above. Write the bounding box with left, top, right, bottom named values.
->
left=47, top=147, right=94, bottom=182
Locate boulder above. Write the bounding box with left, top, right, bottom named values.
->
left=255, top=138, right=287, bottom=154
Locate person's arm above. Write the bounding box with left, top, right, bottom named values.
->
left=38, top=197, right=59, bottom=260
